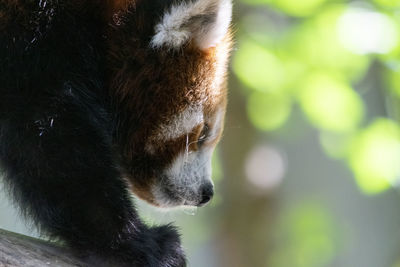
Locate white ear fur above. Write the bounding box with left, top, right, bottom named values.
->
left=150, top=0, right=232, bottom=50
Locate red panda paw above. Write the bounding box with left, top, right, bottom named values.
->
left=83, top=224, right=186, bottom=267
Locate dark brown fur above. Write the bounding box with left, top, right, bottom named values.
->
left=106, top=8, right=232, bottom=203
left=1, top=0, right=232, bottom=265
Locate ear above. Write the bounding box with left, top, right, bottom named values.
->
left=150, top=0, right=232, bottom=50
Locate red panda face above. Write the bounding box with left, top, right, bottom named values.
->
left=144, top=104, right=227, bottom=207
left=107, top=0, right=232, bottom=208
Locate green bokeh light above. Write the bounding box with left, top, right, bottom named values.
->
left=286, top=5, right=370, bottom=81
left=247, top=91, right=292, bottom=131
left=348, top=119, right=400, bottom=195
left=373, top=0, right=400, bottom=7
left=338, top=8, right=399, bottom=55
left=273, top=0, right=328, bottom=17
left=268, top=202, right=340, bottom=267
left=299, top=73, right=364, bottom=133
left=235, top=0, right=400, bottom=196
left=233, top=40, right=286, bottom=93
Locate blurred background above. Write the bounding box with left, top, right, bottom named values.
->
left=2, top=0, right=400, bottom=266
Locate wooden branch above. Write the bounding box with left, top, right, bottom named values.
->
left=0, top=229, right=87, bottom=267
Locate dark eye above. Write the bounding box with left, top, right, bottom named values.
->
left=198, top=124, right=210, bottom=146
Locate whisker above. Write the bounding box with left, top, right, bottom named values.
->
left=187, top=133, right=220, bottom=147
left=185, top=133, right=189, bottom=155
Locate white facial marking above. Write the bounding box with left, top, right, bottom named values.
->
left=152, top=183, right=181, bottom=208
left=210, top=108, right=224, bottom=139
left=196, top=0, right=232, bottom=50
left=152, top=149, right=213, bottom=207
left=150, top=0, right=232, bottom=50
left=146, top=106, right=203, bottom=153
left=161, top=106, right=203, bottom=141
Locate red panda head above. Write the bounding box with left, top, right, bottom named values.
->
left=107, top=0, right=233, bottom=208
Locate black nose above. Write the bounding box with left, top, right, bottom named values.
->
left=198, top=184, right=214, bottom=206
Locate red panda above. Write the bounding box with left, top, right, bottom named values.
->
left=0, top=0, right=232, bottom=266
left=107, top=0, right=233, bottom=207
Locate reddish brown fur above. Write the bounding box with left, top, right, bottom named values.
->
left=105, top=5, right=232, bottom=203
left=1, top=0, right=232, bottom=205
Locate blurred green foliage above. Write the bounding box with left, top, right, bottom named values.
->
left=349, top=118, right=400, bottom=194
left=268, top=202, right=341, bottom=267
left=233, top=0, right=400, bottom=195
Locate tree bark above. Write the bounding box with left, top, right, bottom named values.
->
left=0, top=229, right=86, bottom=267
